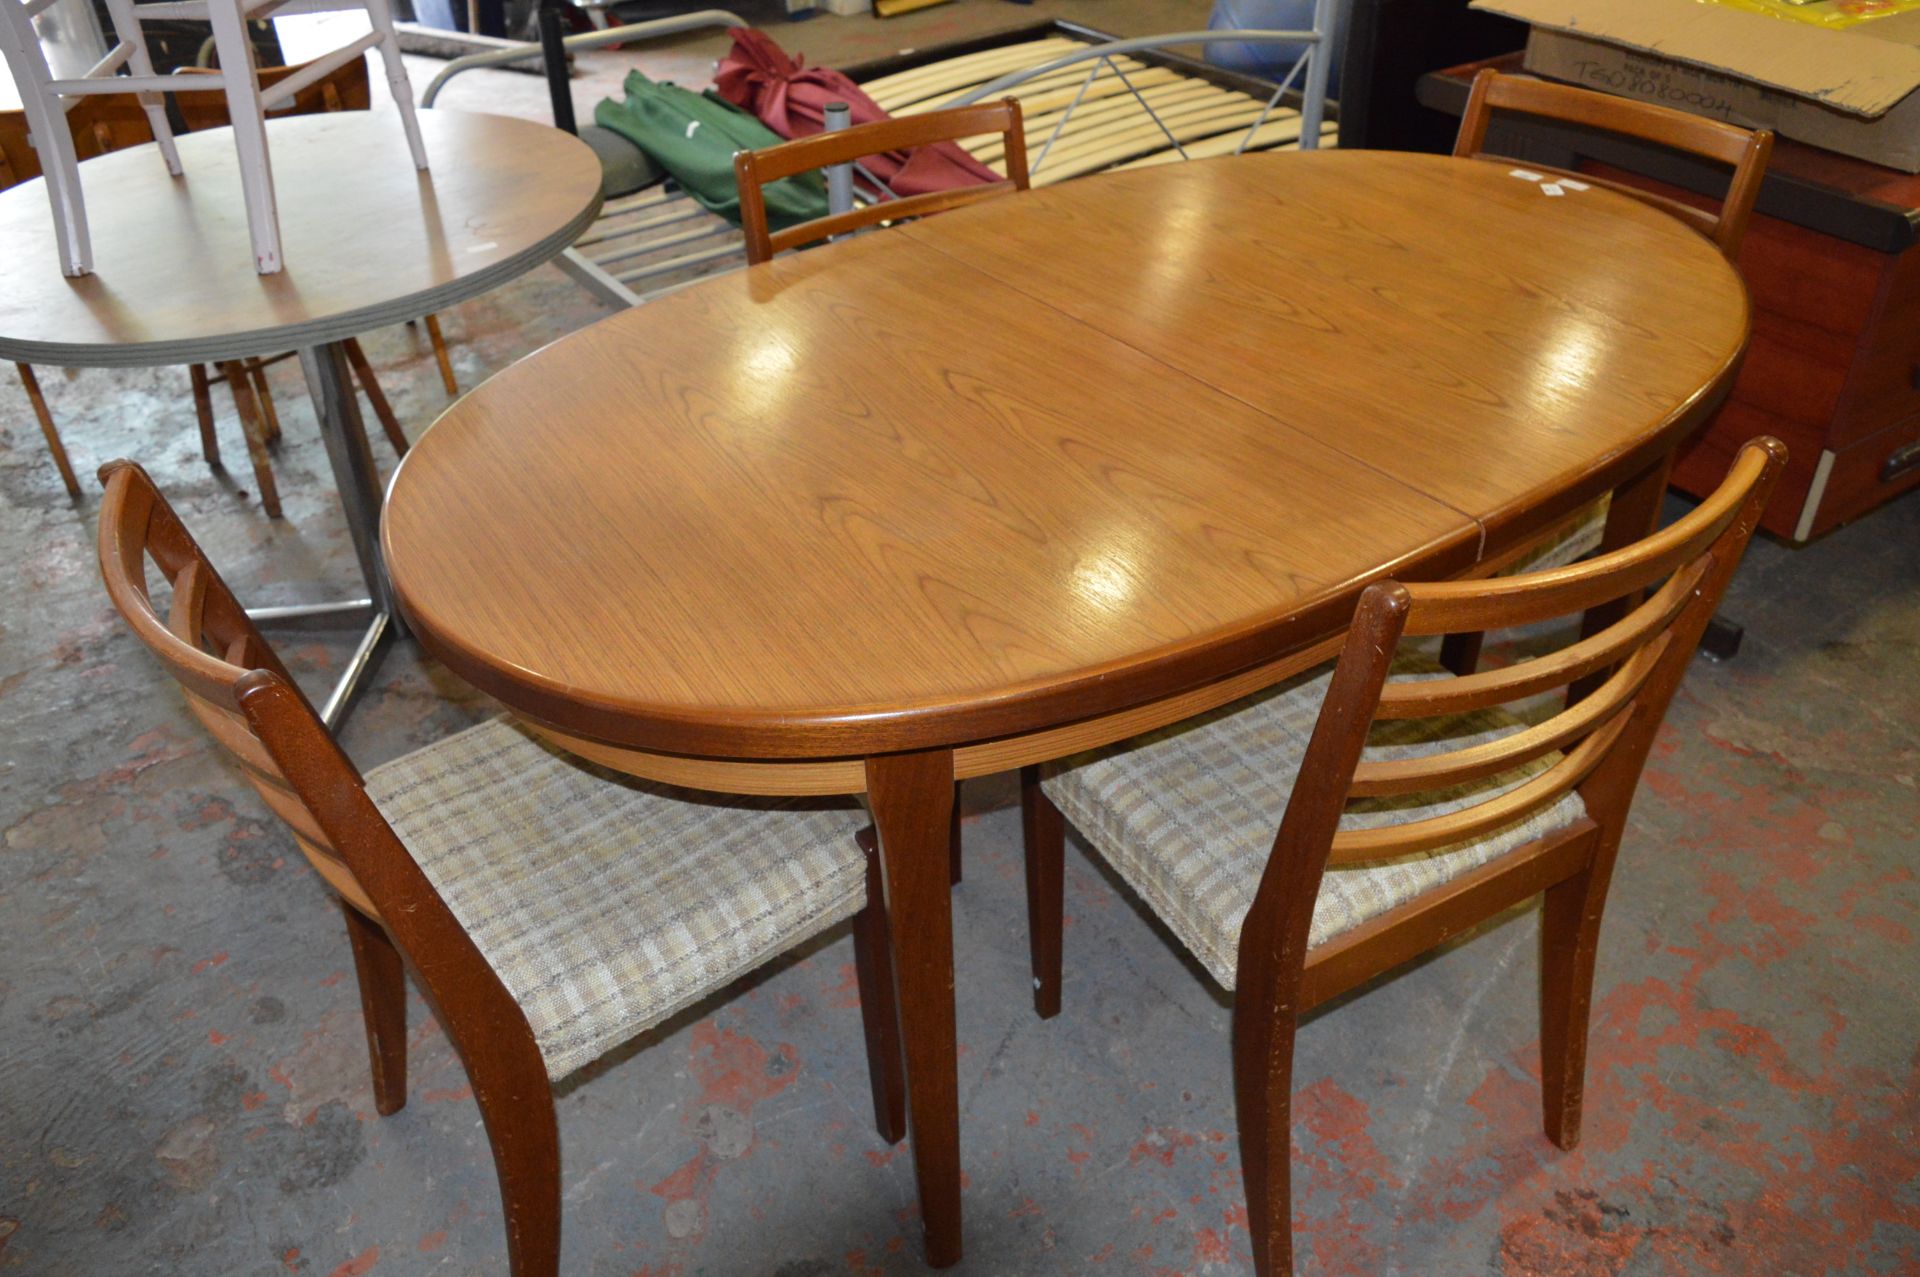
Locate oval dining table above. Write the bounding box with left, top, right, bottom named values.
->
left=381, top=149, right=1748, bottom=1267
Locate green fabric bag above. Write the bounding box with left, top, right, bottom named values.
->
left=593, top=71, right=827, bottom=229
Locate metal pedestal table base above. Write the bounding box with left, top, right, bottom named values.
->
left=243, top=341, right=406, bottom=728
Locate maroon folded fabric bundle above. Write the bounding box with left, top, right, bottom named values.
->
left=713, top=27, right=1003, bottom=197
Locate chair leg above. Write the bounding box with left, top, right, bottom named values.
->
left=202, top=0, right=282, bottom=273
left=0, top=5, right=92, bottom=275
left=16, top=363, right=81, bottom=500
left=100, top=0, right=181, bottom=175
left=188, top=364, right=223, bottom=470
left=1021, top=766, right=1064, bottom=1020
left=362, top=0, right=430, bottom=170
left=1232, top=999, right=1299, bottom=1277
left=851, top=827, right=908, bottom=1146
left=344, top=338, right=409, bottom=457
left=423, top=312, right=458, bottom=397
left=948, top=780, right=963, bottom=886
left=248, top=359, right=281, bottom=442
left=341, top=903, right=408, bottom=1115
left=1539, top=862, right=1607, bottom=1151
left=1440, top=631, right=1484, bottom=676
left=219, top=359, right=281, bottom=518
left=465, top=1041, right=562, bottom=1277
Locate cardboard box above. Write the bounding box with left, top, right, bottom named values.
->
left=1471, top=0, right=1920, bottom=172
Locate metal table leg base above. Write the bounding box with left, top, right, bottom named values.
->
left=247, top=598, right=377, bottom=629
left=320, top=610, right=396, bottom=729
left=265, top=340, right=411, bottom=729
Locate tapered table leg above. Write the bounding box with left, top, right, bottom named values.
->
left=865, top=749, right=962, bottom=1269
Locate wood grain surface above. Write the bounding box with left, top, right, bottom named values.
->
left=384, top=150, right=1745, bottom=763
left=901, top=150, right=1750, bottom=547
left=0, top=111, right=603, bottom=368
left=384, top=223, right=1480, bottom=758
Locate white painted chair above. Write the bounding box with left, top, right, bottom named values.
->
left=0, top=0, right=426, bottom=276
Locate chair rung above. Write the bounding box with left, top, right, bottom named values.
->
left=81, top=43, right=134, bottom=81
left=46, top=75, right=179, bottom=97
left=259, top=32, right=383, bottom=107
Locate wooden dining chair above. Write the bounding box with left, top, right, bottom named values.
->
left=95, top=461, right=908, bottom=1276
left=1455, top=69, right=1772, bottom=262
left=1444, top=69, right=1774, bottom=674
left=734, top=99, right=1029, bottom=265
left=1020, top=439, right=1785, bottom=1275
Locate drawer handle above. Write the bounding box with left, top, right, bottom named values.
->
left=1885, top=441, right=1920, bottom=484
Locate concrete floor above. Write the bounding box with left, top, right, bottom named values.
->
left=4, top=3, right=1918, bottom=1275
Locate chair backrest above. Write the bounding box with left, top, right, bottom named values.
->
left=1246, top=438, right=1786, bottom=980
left=734, top=98, right=1029, bottom=266
left=1453, top=69, right=1772, bottom=260
left=172, top=53, right=373, bottom=131
left=98, top=460, right=546, bottom=1085
left=96, top=459, right=388, bottom=921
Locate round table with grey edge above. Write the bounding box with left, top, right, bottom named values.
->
left=0, top=109, right=604, bottom=723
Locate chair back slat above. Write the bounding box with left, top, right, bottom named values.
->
left=736, top=99, right=1029, bottom=266
left=1326, top=711, right=1632, bottom=864
left=1347, top=630, right=1668, bottom=800
left=1374, top=558, right=1705, bottom=721
left=1453, top=69, right=1772, bottom=259
left=296, top=833, right=381, bottom=918
left=764, top=180, right=1020, bottom=258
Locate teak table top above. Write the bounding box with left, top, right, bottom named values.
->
left=0, top=110, right=604, bottom=368
left=383, top=150, right=1747, bottom=763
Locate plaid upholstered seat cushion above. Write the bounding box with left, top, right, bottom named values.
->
left=1042, top=654, right=1588, bottom=990
left=365, top=718, right=869, bottom=1080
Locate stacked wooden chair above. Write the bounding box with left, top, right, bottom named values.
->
left=1439, top=69, right=1773, bottom=673
left=3, top=57, right=457, bottom=509
left=1022, top=440, right=1784, bottom=1273
left=0, top=0, right=425, bottom=275
left=96, top=460, right=911, bottom=1276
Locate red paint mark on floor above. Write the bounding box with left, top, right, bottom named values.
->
left=417, top=1231, right=446, bottom=1253
left=1192, top=1226, right=1233, bottom=1264
left=687, top=1020, right=801, bottom=1113
left=420, top=1084, right=473, bottom=1104
left=826, top=962, right=863, bottom=1009
left=191, top=952, right=228, bottom=975
left=1131, top=1127, right=1200, bottom=1168
left=648, top=1154, right=706, bottom=1203
left=326, top=1246, right=379, bottom=1277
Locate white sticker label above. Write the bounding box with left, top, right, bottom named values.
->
left=1509, top=168, right=1544, bottom=182
left=1541, top=182, right=1565, bottom=197
left=1561, top=178, right=1591, bottom=191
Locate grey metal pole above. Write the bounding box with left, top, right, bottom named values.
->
left=1298, top=0, right=1339, bottom=149
left=824, top=101, right=854, bottom=219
